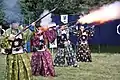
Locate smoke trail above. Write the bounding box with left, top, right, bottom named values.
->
left=3, top=0, right=23, bottom=23
left=78, top=1, right=120, bottom=24
left=40, top=10, right=56, bottom=27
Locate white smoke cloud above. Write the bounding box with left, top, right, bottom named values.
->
left=3, top=0, right=23, bottom=23
left=40, top=10, right=56, bottom=27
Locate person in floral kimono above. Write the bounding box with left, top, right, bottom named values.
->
left=76, top=25, right=94, bottom=62
left=30, top=22, right=57, bottom=77
left=54, top=25, right=78, bottom=67
left=0, top=21, right=35, bottom=80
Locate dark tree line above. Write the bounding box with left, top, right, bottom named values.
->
left=0, top=0, right=4, bottom=25
left=20, top=0, right=119, bottom=24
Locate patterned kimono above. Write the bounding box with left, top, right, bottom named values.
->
left=0, top=26, right=34, bottom=80
left=31, top=29, right=56, bottom=76
left=54, top=28, right=77, bottom=67
left=76, top=26, right=94, bottom=62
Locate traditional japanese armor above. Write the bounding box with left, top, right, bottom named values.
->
left=80, top=32, right=88, bottom=44
left=32, top=34, right=46, bottom=52
left=57, top=29, right=69, bottom=48
left=11, top=34, right=24, bottom=54
left=4, top=33, right=24, bottom=54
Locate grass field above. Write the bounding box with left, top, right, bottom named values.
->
left=0, top=53, right=120, bottom=80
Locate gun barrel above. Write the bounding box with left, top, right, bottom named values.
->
left=15, top=8, right=57, bottom=38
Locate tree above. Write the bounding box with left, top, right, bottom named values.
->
left=20, top=0, right=86, bottom=24
left=0, top=0, right=4, bottom=24
left=20, top=0, right=45, bottom=24
left=20, top=0, right=119, bottom=24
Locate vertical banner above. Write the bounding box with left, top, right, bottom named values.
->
left=49, top=39, right=57, bottom=48
left=60, top=15, right=68, bottom=24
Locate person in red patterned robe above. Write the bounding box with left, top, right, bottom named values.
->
left=31, top=23, right=57, bottom=77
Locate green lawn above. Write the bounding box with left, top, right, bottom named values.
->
left=0, top=53, right=120, bottom=80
